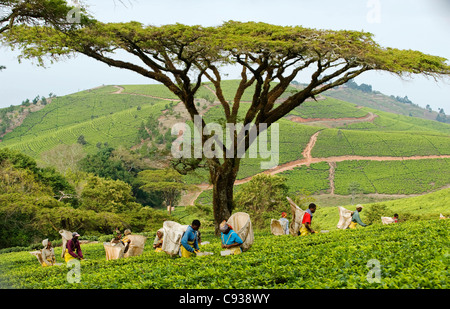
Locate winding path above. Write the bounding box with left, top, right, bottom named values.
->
left=185, top=130, right=450, bottom=205
left=107, top=85, right=449, bottom=205
left=287, top=112, right=378, bottom=128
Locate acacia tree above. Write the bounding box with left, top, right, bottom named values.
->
left=2, top=1, right=450, bottom=233
left=138, top=168, right=194, bottom=215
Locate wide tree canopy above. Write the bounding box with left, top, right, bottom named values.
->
left=2, top=0, right=449, bottom=233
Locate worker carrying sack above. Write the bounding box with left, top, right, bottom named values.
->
left=227, top=212, right=254, bottom=252
left=337, top=206, right=353, bottom=229
left=270, top=219, right=284, bottom=236
left=104, top=234, right=147, bottom=260
left=59, top=229, right=73, bottom=259
left=286, top=197, right=305, bottom=236
left=381, top=217, right=396, bottom=225
left=161, top=221, right=189, bottom=256
left=124, top=235, right=147, bottom=257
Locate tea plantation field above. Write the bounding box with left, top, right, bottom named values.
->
left=0, top=219, right=448, bottom=289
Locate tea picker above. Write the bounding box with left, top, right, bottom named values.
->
left=349, top=205, right=368, bottom=229
left=153, top=228, right=164, bottom=252
left=41, top=239, right=56, bottom=266
left=299, top=203, right=317, bottom=236
left=180, top=220, right=201, bottom=257
left=219, top=220, right=243, bottom=255
left=30, top=239, right=63, bottom=267
left=64, top=232, right=84, bottom=263
left=279, top=212, right=289, bottom=235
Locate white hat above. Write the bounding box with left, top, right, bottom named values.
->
left=219, top=221, right=229, bottom=232
left=42, top=239, right=49, bottom=247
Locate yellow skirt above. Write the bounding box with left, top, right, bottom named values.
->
left=180, top=241, right=196, bottom=258
left=349, top=222, right=358, bottom=229
left=64, top=249, right=76, bottom=263
left=230, top=246, right=242, bottom=255
left=300, top=226, right=310, bottom=236
left=42, top=258, right=55, bottom=267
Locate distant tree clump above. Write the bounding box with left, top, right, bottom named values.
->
left=346, top=79, right=373, bottom=93
left=77, top=135, right=87, bottom=145
left=234, top=174, right=290, bottom=228
left=436, top=108, right=449, bottom=123
left=391, top=95, right=413, bottom=104
left=138, top=168, right=194, bottom=214
left=0, top=147, right=170, bottom=248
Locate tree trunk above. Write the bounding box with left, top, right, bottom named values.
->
left=210, top=160, right=238, bottom=235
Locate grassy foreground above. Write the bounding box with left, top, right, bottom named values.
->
left=0, top=219, right=448, bottom=289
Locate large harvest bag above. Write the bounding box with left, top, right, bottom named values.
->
left=30, top=250, right=62, bottom=266
left=104, top=242, right=125, bottom=260
left=59, top=229, right=72, bottom=259
left=337, top=206, right=353, bottom=229
left=104, top=235, right=147, bottom=260
left=286, top=197, right=305, bottom=236
left=270, top=219, right=284, bottom=236
left=227, top=212, right=254, bottom=252
left=161, top=221, right=189, bottom=256
left=381, top=217, right=395, bottom=225
left=124, top=235, right=147, bottom=257
left=29, top=250, right=46, bottom=266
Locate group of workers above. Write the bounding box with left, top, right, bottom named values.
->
left=278, top=203, right=399, bottom=236
left=37, top=203, right=400, bottom=266
left=348, top=204, right=398, bottom=228
left=111, top=228, right=132, bottom=253
left=276, top=203, right=318, bottom=236
left=152, top=219, right=244, bottom=257
left=38, top=231, right=83, bottom=266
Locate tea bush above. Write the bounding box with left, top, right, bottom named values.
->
left=0, top=219, right=447, bottom=289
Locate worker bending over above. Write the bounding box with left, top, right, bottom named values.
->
left=41, top=239, right=56, bottom=266
left=121, top=229, right=132, bottom=254
left=180, top=220, right=201, bottom=257
left=349, top=205, right=368, bottom=229
left=64, top=232, right=83, bottom=263
left=220, top=220, right=243, bottom=255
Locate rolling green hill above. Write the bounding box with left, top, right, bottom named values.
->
left=324, top=85, right=441, bottom=121
left=0, top=86, right=168, bottom=157
left=1, top=79, right=449, bottom=202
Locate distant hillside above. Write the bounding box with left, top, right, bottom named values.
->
left=0, top=86, right=171, bottom=159
left=1, top=79, right=450, bottom=202
left=323, top=84, right=442, bottom=122
left=0, top=97, right=51, bottom=139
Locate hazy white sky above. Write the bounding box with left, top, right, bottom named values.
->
left=1, top=0, right=449, bottom=111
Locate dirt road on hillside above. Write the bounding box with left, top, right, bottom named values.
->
left=186, top=130, right=450, bottom=205
left=112, top=85, right=176, bottom=101
left=287, top=112, right=378, bottom=128
left=106, top=85, right=449, bottom=205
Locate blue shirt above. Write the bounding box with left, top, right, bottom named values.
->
left=279, top=218, right=289, bottom=235
left=352, top=210, right=367, bottom=227
left=181, top=226, right=199, bottom=253
left=221, top=229, right=243, bottom=246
